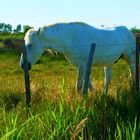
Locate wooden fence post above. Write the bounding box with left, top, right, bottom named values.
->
left=22, top=44, right=31, bottom=109
left=83, top=43, right=96, bottom=97
left=136, top=37, right=139, bottom=94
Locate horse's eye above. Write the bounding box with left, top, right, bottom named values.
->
left=28, top=44, right=32, bottom=48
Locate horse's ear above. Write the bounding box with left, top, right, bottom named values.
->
left=37, top=27, right=41, bottom=35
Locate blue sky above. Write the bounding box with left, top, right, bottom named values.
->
left=0, top=0, right=140, bottom=29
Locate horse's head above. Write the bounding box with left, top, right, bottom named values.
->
left=20, top=28, right=44, bottom=70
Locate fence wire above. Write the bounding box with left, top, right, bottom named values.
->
left=0, top=40, right=138, bottom=95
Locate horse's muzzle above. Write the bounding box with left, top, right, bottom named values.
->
left=21, top=62, right=31, bottom=71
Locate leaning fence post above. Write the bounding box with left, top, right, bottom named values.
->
left=136, top=37, right=139, bottom=94
left=83, top=43, right=96, bottom=97
left=22, top=44, right=31, bottom=110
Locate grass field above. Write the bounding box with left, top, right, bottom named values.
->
left=0, top=51, right=140, bottom=140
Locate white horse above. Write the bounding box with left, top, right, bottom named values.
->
left=20, top=22, right=136, bottom=93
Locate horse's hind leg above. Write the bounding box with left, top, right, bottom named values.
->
left=127, top=59, right=136, bottom=87
left=103, top=66, right=112, bottom=93
left=128, top=63, right=135, bottom=82
left=123, top=53, right=136, bottom=81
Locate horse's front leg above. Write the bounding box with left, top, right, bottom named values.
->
left=88, top=79, right=94, bottom=92
left=103, top=66, right=112, bottom=93
left=77, top=66, right=94, bottom=94
left=77, top=66, right=85, bottom=94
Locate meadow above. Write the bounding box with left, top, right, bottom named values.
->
left=0, top=50, right=140, bottom=140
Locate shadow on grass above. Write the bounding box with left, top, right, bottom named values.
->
left=0, top=91, right=22, bottom=111
left=84, top=87, right=140, bottom=139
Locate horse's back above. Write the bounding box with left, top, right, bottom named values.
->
left=42, top=22, right=135, bottom=66
left=44, top=22, right=134, bottom=46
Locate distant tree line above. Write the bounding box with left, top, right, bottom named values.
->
left=0, top=23, right=31, bottom=34
left=0, top=22, right=140, bottom=34
left=130, top=26, right=140, bottom=33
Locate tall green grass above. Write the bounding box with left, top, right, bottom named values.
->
left=1, top=89, right=140, bottom=139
